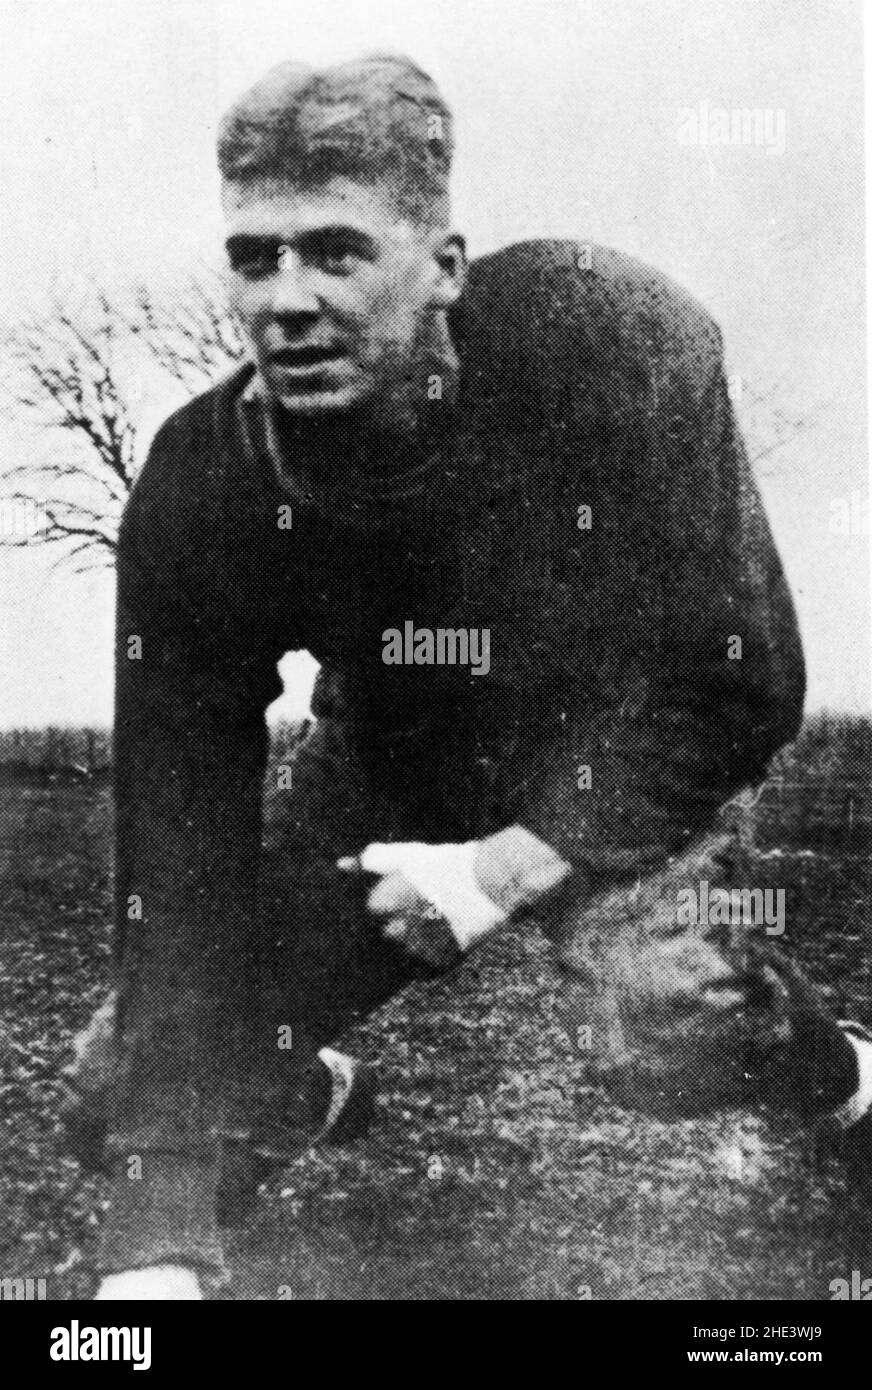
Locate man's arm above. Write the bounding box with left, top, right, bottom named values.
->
left=428, top=242, right=803, bottom=918
left=507, top=344, right=806, bottom=884
left=382, top=337, right=805, bottom=957
left=98, top=414, right=283, bottom=1279
left=367, top=321, right=805, bottom=952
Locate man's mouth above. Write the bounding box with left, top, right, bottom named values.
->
left=269, top=345, right=346, bottom=370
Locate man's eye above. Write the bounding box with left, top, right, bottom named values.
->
left=233, top=253, right=276, bottom=280
left=317, top=244, right=362, bottom=274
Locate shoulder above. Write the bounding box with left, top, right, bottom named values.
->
left=454, top=239, right=723, bottom=405
left=120, top=362, right=254, bottom=547
left=142, top=361, right=254, bottom=460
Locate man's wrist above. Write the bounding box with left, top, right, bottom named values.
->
left=473, top=825, right=572, bottom=918
left=351, top=828, right=572, bottom=956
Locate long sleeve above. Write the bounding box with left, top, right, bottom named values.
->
left=510, top=332, right=805, bottom=879
left=99, top=412, right=284, bottom=1274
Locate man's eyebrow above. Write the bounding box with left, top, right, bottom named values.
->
left=225, top=227, right=379, bottom=257
left=223, top=233, right=278, bottom=261
left=225, top=233, right=282, bottom=258
left=295, top=225, right=380, bottom=254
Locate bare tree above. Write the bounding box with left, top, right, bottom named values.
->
left=0, top=271, right=246, bottom=572
left=122, top=275, right=247, bottom=398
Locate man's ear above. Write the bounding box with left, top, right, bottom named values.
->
left=429, top=232, right=467, bottom=309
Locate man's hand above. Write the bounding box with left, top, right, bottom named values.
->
left=338, top=828, right=571, bottom=961
left=368, top=867, right=464, bottom=969
left=95, top=1265, right=203, bottom=1300
left=471, top=826, right=572, bottom=916
left=339, top=852, right=463, bottom=967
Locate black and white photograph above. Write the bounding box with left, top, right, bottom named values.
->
left=0, top=0, right=870, bottom=1332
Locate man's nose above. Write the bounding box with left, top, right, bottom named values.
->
left=270, top=248, right=320, bottom=320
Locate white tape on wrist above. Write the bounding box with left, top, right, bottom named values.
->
left=358, top=840, right=507, bottom=952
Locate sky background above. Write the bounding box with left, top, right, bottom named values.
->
left=0, top=0, right=868, bottom=726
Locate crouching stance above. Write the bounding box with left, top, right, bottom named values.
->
left=64, top=54, right=872, bottom=1299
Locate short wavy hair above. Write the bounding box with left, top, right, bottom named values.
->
left=217, top=53, right=454, bottom=227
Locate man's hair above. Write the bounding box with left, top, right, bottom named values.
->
left=217, top=53, right=454, bottom=228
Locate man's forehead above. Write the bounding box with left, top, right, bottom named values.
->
left=221, top=177, right=414, bottom=242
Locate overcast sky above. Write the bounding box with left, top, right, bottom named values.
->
left=0, top=0, right=868, bottom=725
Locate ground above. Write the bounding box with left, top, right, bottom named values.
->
left=0, top=716, right=869, bottom=1300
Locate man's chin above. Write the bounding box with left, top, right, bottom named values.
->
left=273, top=385, right=365, bottom=417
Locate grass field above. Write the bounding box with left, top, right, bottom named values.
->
left=0, top=715, right=870, bottom=1300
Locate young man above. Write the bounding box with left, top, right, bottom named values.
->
left=66, top=53, right=871, bottom=1300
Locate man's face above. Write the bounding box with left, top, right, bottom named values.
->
left=223, top=176, right=465, bottom=417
